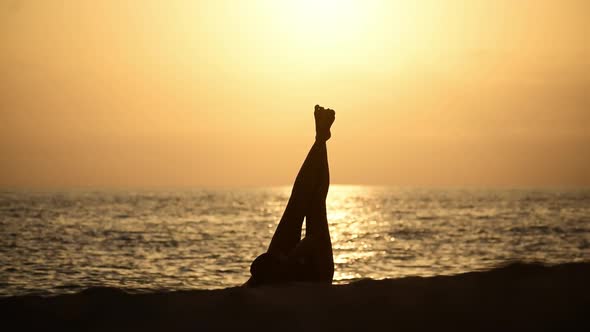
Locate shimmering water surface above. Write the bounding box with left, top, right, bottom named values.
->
left=1, top=186, right=589, bottom=296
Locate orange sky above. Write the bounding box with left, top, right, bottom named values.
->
left=1, top=0, right=589, bottom=188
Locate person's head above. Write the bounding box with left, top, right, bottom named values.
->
left=249, top=252, right=289, bottom=286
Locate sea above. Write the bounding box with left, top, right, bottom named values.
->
left=1, top=186, right=589, bottom=296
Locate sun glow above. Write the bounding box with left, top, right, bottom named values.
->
left=175, top=0, right=417, bottom=73
left=270, top=0, right=376, bottom=66
left=282, top=0, right=366, bottom=44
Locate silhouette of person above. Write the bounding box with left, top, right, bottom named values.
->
left=245, top=105, right=336, bottom=287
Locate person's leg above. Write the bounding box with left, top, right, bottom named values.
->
left=295, top=141, right=334, bottom=283
left=306, top=199, right=334, bottom=283
left=267, top=105, right=335, bottom=256
left=304, top=139, right=330, bottom=236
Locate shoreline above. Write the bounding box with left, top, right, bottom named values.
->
left=2, top=262, right=589, bottom=331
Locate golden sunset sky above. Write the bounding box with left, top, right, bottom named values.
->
left=1, top=0, right=588, bottom=188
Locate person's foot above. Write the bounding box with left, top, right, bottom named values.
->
left=314, top=105, right=335, bottom=141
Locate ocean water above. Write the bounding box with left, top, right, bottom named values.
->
left=1, top=186, right=589, bottom=296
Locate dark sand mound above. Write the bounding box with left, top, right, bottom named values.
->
left=1, top=262, right=589, bottom=331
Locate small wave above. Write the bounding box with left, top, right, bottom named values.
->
left=509, top=225, right=567, bottom=235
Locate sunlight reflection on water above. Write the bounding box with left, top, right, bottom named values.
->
left=1, top=186, right=589, bottom=295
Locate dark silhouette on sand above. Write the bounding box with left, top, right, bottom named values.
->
left=245, top=105, right=336, bottom=287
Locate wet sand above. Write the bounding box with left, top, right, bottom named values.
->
left=2, top=262, right=588, bottom=331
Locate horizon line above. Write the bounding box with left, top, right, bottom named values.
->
left=1, top=183, right=589, bottom=192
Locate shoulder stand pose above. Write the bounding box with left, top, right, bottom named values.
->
left=245, top=105, right=336, bottom=287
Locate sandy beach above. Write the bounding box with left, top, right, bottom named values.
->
left=2, top=262, right=588, bottom=331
